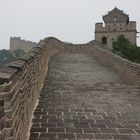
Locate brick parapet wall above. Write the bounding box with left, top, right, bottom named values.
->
left=0, top=37, right=62, bottom=140
left=0, top=37, right=140, bottom=140
left=92, top=45, right=140, bottom=85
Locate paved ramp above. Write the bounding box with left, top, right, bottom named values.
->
left=29, top=54, right=140, bottom=140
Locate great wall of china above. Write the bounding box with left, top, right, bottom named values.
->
left=0, top=37, right=140, bottom=140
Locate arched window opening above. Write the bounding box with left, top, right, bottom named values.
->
left=102, top=37, right=107, bottom=45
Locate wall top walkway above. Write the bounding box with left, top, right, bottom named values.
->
left=29, top=53, right=140, bottom=140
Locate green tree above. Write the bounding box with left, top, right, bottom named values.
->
left=13, top=49, right=26, bottom=57
left=0, top=50, right=15, bottom=66
left=112, top=35, right=140, bottom=63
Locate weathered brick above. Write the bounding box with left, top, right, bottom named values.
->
left=41, top=123, right=56, bottom=128
left=30, top=127, right=46, bottom=132
left=42, top=115, right=56, bottom=119
left=76, top=134, right=94, bottom=139
left=66, top=128, right=83, bottom=133
left=30, top=132, right=39, bottom=138
left=117, top=128, right=136, bottom=134
left=84, top=109, right=97, bottom=113
left=94, top=134, right=112, bottom=139
left=135, top=129, right=140, bottom=134
left=32, top=123, right=40, bottom=127
left=32, top=118, right=47, bottom=123
left=39, top=133, right=57, bottom=138
left=74, top=123, right=90, bottom=128
left=106, top=123, right=123, bottom=128
left=56, top=122, right=65, bottom=127
left=58, top=133, right=75, bottom=139
left=48, top=118, right=63, bottom=123
left=122, top=123, right=139, bottom=129
left=83, top=128, right=100, bottom=133
left=100, top=128, right=117, bottom=133
left=90, top=123, right=106, bottom=128
left=48, top=128, right=65, bottom=133
left=95, top=119, right=111, bottom=124
left=112, top=134, right=131, bottom=139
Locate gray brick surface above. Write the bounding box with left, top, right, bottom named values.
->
left=29, top=54, right=140, bottom=140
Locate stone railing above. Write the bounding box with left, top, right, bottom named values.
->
left=0, top=37, right=140, bottom=140
left=92, top=45, right=140, bottom=85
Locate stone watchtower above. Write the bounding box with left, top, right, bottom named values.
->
left=95, top=7, right=137, bottom=48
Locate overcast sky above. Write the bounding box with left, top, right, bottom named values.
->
left=0, top=0, right=140, bottom=50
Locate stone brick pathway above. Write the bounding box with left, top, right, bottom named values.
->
left=29, top=54, right=140, bottom=140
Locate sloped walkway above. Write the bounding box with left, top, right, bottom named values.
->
left=29, top=54, right=140, bottom=140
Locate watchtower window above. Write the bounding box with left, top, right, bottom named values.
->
left=102, top=37, right=107, bottom=45
left=114, top=18, right=117, bottom=22
left=113, top=18, right=117, bottom=25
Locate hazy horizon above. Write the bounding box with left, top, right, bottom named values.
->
left=0, top=0, right=140, bottom=50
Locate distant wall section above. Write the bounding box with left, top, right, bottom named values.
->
left=10, top=37, right=37, bottom=52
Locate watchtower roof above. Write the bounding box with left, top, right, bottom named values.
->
left=103, top=7, right=129, bottom=24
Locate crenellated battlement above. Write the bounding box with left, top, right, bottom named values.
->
left=10, top=37, right=37, bottom=44
left=10, top=37, right=37, bottom=53
left=95, top=21, right=136, bottom=32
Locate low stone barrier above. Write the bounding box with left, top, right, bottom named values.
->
left=92, top=45, right=140, bottom=85
left=0, top=37, right=62, bottom=140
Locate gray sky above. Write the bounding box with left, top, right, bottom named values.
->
left=0, top=0, right=140, bottom=50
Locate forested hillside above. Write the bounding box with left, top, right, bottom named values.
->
left=0, top=49, right=26, bottom=68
